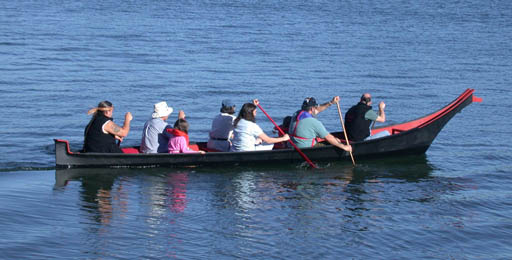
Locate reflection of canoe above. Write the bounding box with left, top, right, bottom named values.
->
left=54, top=168, right=140, bottom=188
left=55, top=89, right=480, bottom=169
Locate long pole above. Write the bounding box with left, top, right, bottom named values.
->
left=336, top=101, right=356, bottom=166
left=256, top=104, right=318, bottom=169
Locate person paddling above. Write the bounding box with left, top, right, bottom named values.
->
left=83, top=101, right=132, bottom=153
left=230, top=99, right=290, bottom=152
left=288, top=96, right=352, bottom=152
left=345, top=93, right=390, bottom=141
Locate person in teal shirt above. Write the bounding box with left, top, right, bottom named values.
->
left=289, top=96, right=352, bottom=152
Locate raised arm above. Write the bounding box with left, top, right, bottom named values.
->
left=375, top=101, right=386, bottom=123
left=178, top=110, right=186, bottom=119
left=105, top=112, right=132, bottom=138
left=316, top=96, right=339, bottom=113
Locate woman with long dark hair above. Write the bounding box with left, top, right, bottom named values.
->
left=83, top=101, right=132, bottom=153
left=230, top=99, right=289, bottom=152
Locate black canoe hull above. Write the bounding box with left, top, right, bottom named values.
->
left=55, top=89, right=478, bottom=168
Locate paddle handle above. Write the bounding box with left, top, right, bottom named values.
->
left=336, top=101, right=356, bottom=166
left=256, top=104, right=318, bottom=169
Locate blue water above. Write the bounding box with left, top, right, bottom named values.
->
left=1, top=0, right=511, bottom=259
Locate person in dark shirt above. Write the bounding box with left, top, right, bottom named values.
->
left=345, top=93, right=389, bottom=142
left=83, top=101, right=133, bottom=153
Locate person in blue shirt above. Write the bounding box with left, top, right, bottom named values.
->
left=140, top=101, right=185, bottom=153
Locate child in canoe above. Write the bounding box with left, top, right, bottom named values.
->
left=167, top=119, right=205, bottom=154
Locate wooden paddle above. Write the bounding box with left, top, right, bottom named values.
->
left=336, top=101, right=356, bottom=166
left=256, top=103, right=318, bottom=169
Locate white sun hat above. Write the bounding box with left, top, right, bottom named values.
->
left=152, top=101, right=174, bottom=118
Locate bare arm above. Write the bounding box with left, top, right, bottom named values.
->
left=316, top=96, right=339, bottom=113
left=178, top=110, right=186, bottom=119
left=258, top=133, right=290, bottom=144
left=105, top=112, right=132, bottom=137
left=324, top=133, right=352, bottom=152
left=375, top=102, right=386, bottom=123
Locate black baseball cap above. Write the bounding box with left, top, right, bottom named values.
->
left=302, top=97, right=318, bottom=110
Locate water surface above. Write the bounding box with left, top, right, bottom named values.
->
left=0, top=0, right=511, bottom=259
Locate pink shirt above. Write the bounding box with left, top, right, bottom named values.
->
left=168, top=136, right=199, bottom=154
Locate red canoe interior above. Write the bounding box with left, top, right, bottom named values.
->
left=369, top=88, right=478, bottom=136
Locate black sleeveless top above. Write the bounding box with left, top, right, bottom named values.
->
left=83, top=114, right=122, bottom=153
left=345, top=102, right=373, bottom=141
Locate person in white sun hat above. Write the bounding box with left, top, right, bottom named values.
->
left=140, top=101, right=185, bottom=153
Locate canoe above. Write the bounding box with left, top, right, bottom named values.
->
left=55, top=89, right=481, bottom=168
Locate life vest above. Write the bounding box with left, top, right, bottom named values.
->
left=345, top=102, right=372, bottom=141
left=83, top=114, right=122, bottom=153
left=290, top=110, right=318, bottom=147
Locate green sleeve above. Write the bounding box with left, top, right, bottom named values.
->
left=314, top=119, right=330, bottom=138
left=365, top=110, right=378, bottom=121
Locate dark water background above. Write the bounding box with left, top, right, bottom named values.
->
left=1, top=0, right=511, bottom=259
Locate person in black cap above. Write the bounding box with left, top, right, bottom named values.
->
left=345, top=93, right=389, bottom=141
left=207, top=99, right=237, bottom=151
left=288, top=96, right=352, bottom=152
